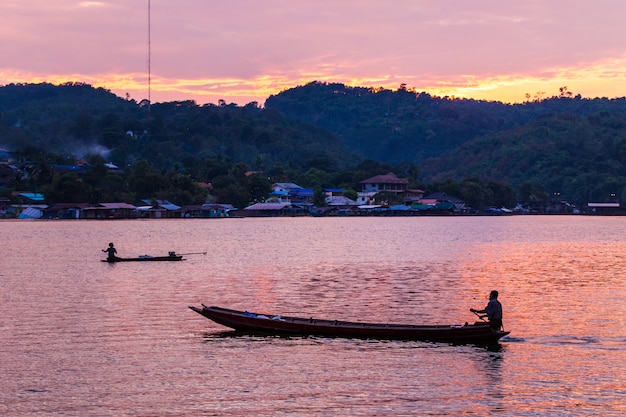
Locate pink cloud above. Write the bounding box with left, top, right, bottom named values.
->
left=2, top=0, right=626, bottom=104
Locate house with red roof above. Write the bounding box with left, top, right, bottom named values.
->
left=359, top=172, right=408, bottom=193
left=356, top=172, right=423, bottom=205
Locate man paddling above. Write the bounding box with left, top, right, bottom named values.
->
left=470, top=290, right=503, bottom=331
left=102, top=242, right=118, bottom=260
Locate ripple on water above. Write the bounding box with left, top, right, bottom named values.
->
left=0, top=217, right=625, bottom=416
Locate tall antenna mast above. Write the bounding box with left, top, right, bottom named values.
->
left=148, top=0, right=151, bottom=117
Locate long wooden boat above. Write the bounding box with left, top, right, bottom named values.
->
left=102, top=254, right=183, bottom=263
left=189, top=305, right=510, bottom=344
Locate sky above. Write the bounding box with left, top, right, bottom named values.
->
left=2, top=0, right=626, bottom=106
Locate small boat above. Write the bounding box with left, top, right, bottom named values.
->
left=189, top=305, right=510, bottom=345
left=102, top=253, right=183, bottom=263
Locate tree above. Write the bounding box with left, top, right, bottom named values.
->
left=30, top=156, right=54, bottom=189
left=313, top=189, right=327, bottom=207
left=430, top=179, right=461, bottom=198
left=231, top=162, right=249, bottom=181
left=519, top=182, right=548, bottom=203
left=559, top=86, right=573, bottom=98
left=246, top=173, right=272, bottom=204
left=460, top=179, right=490, bottom=210
left=373, top=191, right=403, bottom=206
left=343, top=189, right=358, bottom=201
left=82, top=154, right=108, bottom=188
left=128, top=159, right=170, bottom=199
left=486, top=181, right=517, bottom=208
left=46, top=173, right=89, bottom=203
left=296, top=167, right=332, bottom=190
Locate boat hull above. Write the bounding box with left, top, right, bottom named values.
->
left=189, top=305, right=510, bottom=344
left=102, top=255, right=183, bottom=262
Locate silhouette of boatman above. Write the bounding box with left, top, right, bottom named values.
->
left=102, top=242, right=118, bottom=260
left=470, top=290, right=503, bottom=331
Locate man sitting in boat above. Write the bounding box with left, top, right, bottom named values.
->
left=102, top=242, right=118, bottom=260
left=470, top=290, right=503, bottom=331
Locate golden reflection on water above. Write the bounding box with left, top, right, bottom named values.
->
left=459, top=240, right=626, bottom=338
left=456, top=237, right=626, bottom=416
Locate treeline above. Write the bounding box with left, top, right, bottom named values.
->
left=5, top=146, right=521, bottom=210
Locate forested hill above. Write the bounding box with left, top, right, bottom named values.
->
left=0, top=82, right=357, bottom=172
left=266, top=81, right=626, bottom=201
left=4, top=82, right=626, bottom=203
left=419, top=111, right=626, bottom=202
left=265, top=81, right=626, bottom=164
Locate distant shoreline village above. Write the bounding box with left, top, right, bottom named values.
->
left=1, top=172, right=621, bottom=219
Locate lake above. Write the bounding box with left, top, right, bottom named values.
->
left=1, top=216, right=624, bottom=416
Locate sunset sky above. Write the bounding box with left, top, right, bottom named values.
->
left=2, top=1, right=626, bottom=106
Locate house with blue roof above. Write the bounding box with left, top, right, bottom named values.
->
left=137, top=200, right=182, bottom=218
left=16, top=192, right=45, bottom=203
left=269, top=182, right=315, bottom=204
left=289, top=187, right=314, bottom=203
left=0, top=149, right=12, bottom=162
left=269, top=183, right=300, bottom=203
left=324, top=188, right=344, bottom=196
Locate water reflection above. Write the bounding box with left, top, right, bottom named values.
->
left=199, top=327, right=509, bottom=351
left=1, top=218, right=625, bottom=416
left=464, top=344, right=506, bottom=414
left=459, top=240, right=626, bottom=339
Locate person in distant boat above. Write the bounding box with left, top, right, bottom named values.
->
left=102, top=242, right=118, bottom=260
left=470, top=290, right=503, bottom=331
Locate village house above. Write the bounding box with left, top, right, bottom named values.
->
left=82, top=203, right=138, bottom=219
left=180, top=203, right=234, bottom=218
left=326, top=195, right=358, bottom=206
left=356, top=172, right=424, bottom=206
left=13, top=192, right=45, bottom=204
left=403, top=188, right=426, bottom=205
left=136, top=200, right=182, bottom=218
left=418, top=192, right=467, bottom=213
left=269, top=182, right=302, bottom=203
left=243, top=202, right=309, bottom=217
left=269, top=182, right=315, bottom=204
left=324, top=188, right=344, bottom=197
left=359, top=172, right=409, bottom=193
left=587, top=202, right=624, bottom=215
left=289, top=187, right=315, bottom=203
left=357, top=173, right=407, bottom=205
left=42, top=203, right=91, bottom=219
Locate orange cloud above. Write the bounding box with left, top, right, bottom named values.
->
left=3, top=54, right=626, bottom=106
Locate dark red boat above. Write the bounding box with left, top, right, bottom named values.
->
left=189, top=305, right=510, bottom=344
left=102, top=254, right=183, bottom=263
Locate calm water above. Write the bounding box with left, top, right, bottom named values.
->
left=1, top=216, right=625, bottom=416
